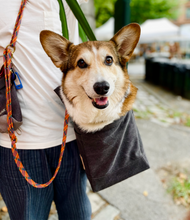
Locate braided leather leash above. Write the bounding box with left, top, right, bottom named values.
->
left=3, top=0, right=69, bottom=188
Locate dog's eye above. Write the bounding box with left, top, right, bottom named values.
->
left=77, top=59, right=87, bottom=69
left=105, top=56, right=113, bottom=66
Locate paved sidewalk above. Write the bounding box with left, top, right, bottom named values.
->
left=133, top=81, right=190, bottom=130
left=128, top=60, right=190, bottom=128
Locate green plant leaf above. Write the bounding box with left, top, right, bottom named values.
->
left=66, top=0, right=97, bottom=41
left=79, top=23, right=88, bottom=42
left=57, top=0, right=69, bottom=39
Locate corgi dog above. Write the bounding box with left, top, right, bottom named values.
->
left=40, top=23, right=141, bottom=132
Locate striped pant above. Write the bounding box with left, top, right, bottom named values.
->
left=0, top=140, right=91, bottom=220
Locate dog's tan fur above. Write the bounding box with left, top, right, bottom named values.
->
left=40, top=23, right=141, bottom=132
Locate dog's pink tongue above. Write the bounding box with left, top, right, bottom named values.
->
left=95, top=97, right=108, bottom=105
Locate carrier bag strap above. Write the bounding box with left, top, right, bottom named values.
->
left=3, top=0, right=69, bottom=188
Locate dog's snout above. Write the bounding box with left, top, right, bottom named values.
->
left=93, top=81, right=110, bottom=95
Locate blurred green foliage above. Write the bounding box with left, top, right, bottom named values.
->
left=130, top=0, right=180, bottom=24
left=167, top=176, right=190, bottom=207
left=94, top=0, right=117, bottom=28
left=94, top=0, right=180, bottom=27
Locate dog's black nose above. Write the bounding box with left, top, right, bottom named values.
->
left=93, top=81, right=110, bottom=95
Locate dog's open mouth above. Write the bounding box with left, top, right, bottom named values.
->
left=85, top=89, right=109, bottom=109
left=92, top=97, right=109, bottom=109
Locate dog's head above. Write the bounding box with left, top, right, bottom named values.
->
left=40, top=24, right=140, bottom=131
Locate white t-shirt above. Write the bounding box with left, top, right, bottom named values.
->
left=0, top=0, right=85, bottom=149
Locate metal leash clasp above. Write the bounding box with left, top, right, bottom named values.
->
left=11, top=68, right=23, bottom=90
left=5, top=44, right=16, bottom=58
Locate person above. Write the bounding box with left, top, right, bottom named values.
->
left=0, top=0, right=92, bottom=219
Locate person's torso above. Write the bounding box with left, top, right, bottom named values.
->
left=0, top=0, right=79, bottom=149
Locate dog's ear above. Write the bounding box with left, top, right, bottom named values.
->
left=40, top=30, right=72, bottom=68
left=110, top=23, right=140, bottom=63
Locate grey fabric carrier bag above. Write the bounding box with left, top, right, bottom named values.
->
left=55, top=87, right=149, bottom=192
left=74, top=110, right=149, bottom=192
left=0, top=65, right=22, bottom=133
